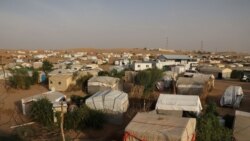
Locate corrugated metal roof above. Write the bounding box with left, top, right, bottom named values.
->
left=160, top=55, right=191, bottom=60
left=22, top=91, right=65, bottom=103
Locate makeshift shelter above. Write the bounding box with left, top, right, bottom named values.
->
left=21, top=91, right=66, bottom=115
left=192, top=73, right=215, bottom=90
left=171, top=65, right=186, bottom=74
left=234, top=110, right=250, bottom=141
left=157, top=71, right=177, bottom=91
left=155, top=94, right=202, bottom=116
left=87, top=76, right=120, bottom=94
left=124, top=112, right=196, bottom=141
left=176, top=77, right=210, bottom=96
left=199, top=66, right=232, bottom=79
left=85, top=89, right=129, bottom=124
left=220, top=86, right=244, bottom=108
left=124, top=71, right=138, bottom=83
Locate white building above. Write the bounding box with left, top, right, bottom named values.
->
left=155, top=54, right=196, bottom=70
left=33, top=54, right=47, bottom=59
left=114, top=59, right=130, bottom=67
left=133, top=62, right=152, bottom=71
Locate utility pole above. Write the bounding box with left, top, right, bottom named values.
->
left=166, top=37, right=168, bottom=49
left=200, top=40, right=203, bottom=52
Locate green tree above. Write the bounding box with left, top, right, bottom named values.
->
left=76, top=74, right=93, bottom=92
left=135, top=68, right=163, bottom=93
left=110, top=69, right=125, bottom=79
left=30, top=98, right=54, bottom=127
left=196, top=102, right=232, bottom=141
left=42, top=60, right=53, bottom=74
left=9, top=67, right=33, bottom=89
left=32, top=69, right=39, bottom=84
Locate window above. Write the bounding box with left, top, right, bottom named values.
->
left=50, top=81, right=53, bottom=84
left=137, top=65, right=140, bottom=67
left=58, top=82, right=61, bottom=85
left=146, top=65, right=149, bottom=68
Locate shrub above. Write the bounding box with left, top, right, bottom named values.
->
left=98, top=70, right=125, bottom=79
left=196, top=102, right=232, bottom=141
left=64, top=105, right=105, bottom=130
left=98, top=71, right=110, bottom=76
left=30, top=98, right=54, bottom=127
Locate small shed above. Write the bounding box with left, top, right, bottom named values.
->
left=86, top=89, right=129, bottom=124
left=87, top=76, right=120, bottom=94
left=233, top=110, right=250, bottom=141
left=155, top=94, right=202, bottom=115
left=49, top=74, right=74, bottom=91
left=176, top=77, right=208, bottom=96
left=21, top=91, right=66, bottom=115
left=124, top=112, right=196, bottom=141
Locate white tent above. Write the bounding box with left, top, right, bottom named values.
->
left=220, top=86, right=244, bottom=108
left=155, top=94, right=202, bottom=114
left=85, top=89, right=129, bottom=113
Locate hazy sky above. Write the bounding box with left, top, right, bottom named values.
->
left=0, top=0, right=250, bottom=52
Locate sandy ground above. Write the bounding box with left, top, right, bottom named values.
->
left=0, top=81, right=48, bottom=134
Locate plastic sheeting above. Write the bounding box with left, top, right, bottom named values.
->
left=85, top=89, right=129, bottom=113
left=234, top=110, right=250, bottom=141
left=155, top=94, right=202, bottom=114
left=124, top=112, right=196, bottom=141
left=220, top=86, right=244, bottom=108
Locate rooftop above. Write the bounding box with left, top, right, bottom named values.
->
left=160, top=54, right=191, bottom=60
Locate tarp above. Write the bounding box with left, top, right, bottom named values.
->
left=155, top=94, right=202, bottom=114
left=88, top=76, right=119, bottom=87
left=220, top=86, right=243, bottom=108
left=234, top=110, right=250, bottom=141
left=21, top=91, right=66, bottom=115
left=85, top=89, right=129, bottom=113
left=124, top=112, right=196, bottom=141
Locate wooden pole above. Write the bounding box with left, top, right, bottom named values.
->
left=0, top=56, right=6, bottom=89
left=60, top=102, right=65, bottom=141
